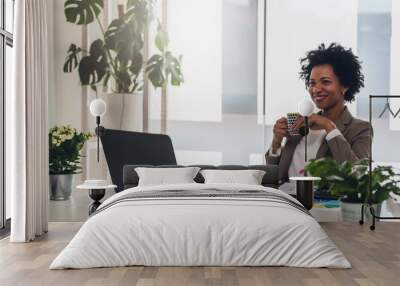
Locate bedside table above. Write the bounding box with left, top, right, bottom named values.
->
left=76, top=184, right=117, bottom=215
left=289, top=176, right=321, bottom=210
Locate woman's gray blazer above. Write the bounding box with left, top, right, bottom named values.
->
left=265, top=107, right=372, bottom=184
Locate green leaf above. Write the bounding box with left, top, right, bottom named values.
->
left=89, top=39, right=105, bottom=58
left=78, top=54, right=107, bottom=85
left=165, top=52, right=183, bottom=86
left=146, top=54, right=165, bottom=87
left=64, top=0, right=104, bottom=25
left=102, top=71, right=111, bottom=88
left=115, top=69, right=132, bottom=93
left=325, top=175, right=344, bottom=181
left=371, top=188, right=387, bottom=204
left=78, top=39, right=108, bottom=85
left=155, top=23, right=169, bottom=52
left=104, top=18, right=125, bottom=51
left=117, top=44, right=133, bottom=63
left=63, top=44, right=82, bottom=73
left=104, top=18, right=143, bottom=61
left=126, top=0, right=154, bottom=28
left=145, top=28, right=183, bottom=89
left=129, top=49, right=143, bottom=75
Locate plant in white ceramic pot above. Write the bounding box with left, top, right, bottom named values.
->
left=63, top=0, right=183, bottom=130
left=49, top=125, right=91, bottom=200
left=305, top=158, right=400, bottom=222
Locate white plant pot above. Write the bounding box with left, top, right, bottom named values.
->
left=100, top=92, right=143, bottom=131
left=341, top=201, right=381, bottom=222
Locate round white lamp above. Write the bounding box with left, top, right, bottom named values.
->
left=298, top=98, right=314, bottom=117
left=90, top=98, right=107, bottom=117
left=89, top=99, right=107, bottom=162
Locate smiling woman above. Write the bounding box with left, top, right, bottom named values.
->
left=265, top=43, right=372, bottom=184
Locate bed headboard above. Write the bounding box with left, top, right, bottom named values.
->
left=122, top=164, right=280, bottom=190
left=100, top=129, right=177, bottom=192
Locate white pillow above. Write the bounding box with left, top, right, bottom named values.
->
left=135, top=167, right=201, bottom=186
left=200, top=169, right=266, bottom=185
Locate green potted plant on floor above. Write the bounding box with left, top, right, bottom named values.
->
left=63, top=0, right=184, bottom=129
left=305, top=158, right=400, bottom=222
left=49, top=125, right=91, bottom=200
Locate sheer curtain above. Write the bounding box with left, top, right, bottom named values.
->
left=8, top=0, right=49, bottom=242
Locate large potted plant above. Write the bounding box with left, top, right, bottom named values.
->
left=305, top=158, right=400, bottom=222
left=49, top=125, right=91, bottom=200
left=63, top=0, right=183, bottom=129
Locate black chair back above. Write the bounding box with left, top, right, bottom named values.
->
left=100, top=129, right=177, bottom=192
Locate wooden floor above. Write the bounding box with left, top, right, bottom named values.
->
left=0, top=222, right=399, bottom=286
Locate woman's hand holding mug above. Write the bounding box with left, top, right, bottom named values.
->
left=272, top=117, right=288, bottom=153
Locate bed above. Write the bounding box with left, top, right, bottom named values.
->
left=50, top=179, right=350, bottom=269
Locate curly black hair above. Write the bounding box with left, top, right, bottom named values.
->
left=299, top=43, right=364, bottom=102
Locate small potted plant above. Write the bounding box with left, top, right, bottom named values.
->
left=305, top=158, right=400, bottom=222
left=49, top=125, right=91, bottom=200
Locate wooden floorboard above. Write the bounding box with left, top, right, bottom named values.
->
left=0, top=222, right=399, bottom=286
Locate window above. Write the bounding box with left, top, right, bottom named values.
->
left=147, top=0, right=263, bottom=166
left=0, top=0, right=14, bottom=231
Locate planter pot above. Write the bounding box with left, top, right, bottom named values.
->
left=100, top=92, right=143, bottom=131
left=341, top=201, right=382, bottom=222
left=49, top=174, right=74, bottom=200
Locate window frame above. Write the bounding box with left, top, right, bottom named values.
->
left=0, top=0, right=13, bottom=232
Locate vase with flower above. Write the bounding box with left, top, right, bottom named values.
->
left=49, top=125, right=91, bottom=200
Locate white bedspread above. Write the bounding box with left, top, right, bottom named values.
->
left=50, top=183, right=350, bottom=269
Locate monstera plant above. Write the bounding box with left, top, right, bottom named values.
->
left=63, top=0, right=183, bottom=93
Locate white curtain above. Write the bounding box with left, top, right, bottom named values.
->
left=8, top=0, right=49, bottom=242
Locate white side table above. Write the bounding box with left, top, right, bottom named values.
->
left=77, top=184, right=117, bottom=215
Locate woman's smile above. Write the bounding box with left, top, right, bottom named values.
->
left=313, top=94, right=328, bottom=104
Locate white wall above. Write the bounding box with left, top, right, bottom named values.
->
left=51, top=1, right=83, bottom=129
